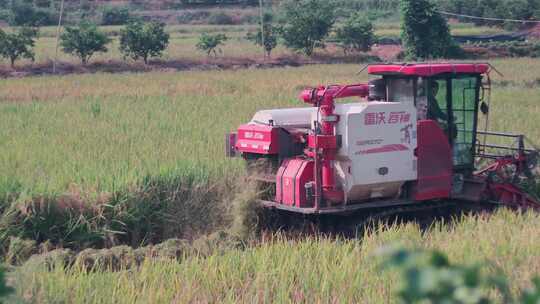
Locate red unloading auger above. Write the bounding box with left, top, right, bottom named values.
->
left=299, top=84, right=370, bottom=208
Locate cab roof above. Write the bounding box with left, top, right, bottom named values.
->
left=368, top=63, right=490, bottom=77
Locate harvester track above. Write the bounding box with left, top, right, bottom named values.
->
left=258, top=200, right=492, bottom=238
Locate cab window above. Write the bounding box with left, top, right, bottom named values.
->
left=386, top=78, right=415, bottom=104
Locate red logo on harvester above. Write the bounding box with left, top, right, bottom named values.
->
left=355, top=144, right=409, bottom=155
left=401, top=124, right=413, bottom=144
left=244, top=131, right=265, bottom=140
left=364, top=111, right=411, bottom=126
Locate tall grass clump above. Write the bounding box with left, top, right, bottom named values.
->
left=229, top=181, right=261, bottom=240
left=0, top=172, right=237, bottom=260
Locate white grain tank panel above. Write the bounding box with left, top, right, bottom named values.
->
left=250, top=107, right=316, bottom=129
left=333, top=102, right=418, bottom=201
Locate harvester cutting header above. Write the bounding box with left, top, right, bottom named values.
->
left=226, top=63, right=539, bottom=215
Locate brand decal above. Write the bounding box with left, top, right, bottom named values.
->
left=364, top=111, right=411, bottom=126
left=356, top=139, right=383, bottom=146
left=243, top=131, right=265, bottom=140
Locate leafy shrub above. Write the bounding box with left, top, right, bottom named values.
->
left=101, top=6, right=131, bottom=26
left=0, top=27, right=38, bottom=67
left=401, top=0, right=462, bottom=60
left=0, top=266, right=13, bottom=304
left=522, top=278, right=540, bottom=304
left=196, top=32, right=228, bottom=57
left=0, top=9, right=9, bottom=22
left=279, top=0, right=336, bottom=56
left=61, top=22, right=111, bottom=65
left=119, top=21, right=170, bottom=64
left=246, top=13, right=278, bottom=57
left=335, top=13, right=376, bottom=53
left=207, top=12, right=235, bottom=25
left=9, top=2, right=56, bottom=26
left=382, top=247, right=540, bottom=303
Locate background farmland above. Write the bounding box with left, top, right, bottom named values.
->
left=0, top=0, right=539, bottom=303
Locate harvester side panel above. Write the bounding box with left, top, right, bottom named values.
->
left=275, top=158, right=314, bottom=208
left=333, top=102, right=418, bottom=202
left=236, top=124, right=280, bottom=155
left=414, top=120, right=452, bottom=201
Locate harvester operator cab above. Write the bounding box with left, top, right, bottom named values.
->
left=367, top=64, right=488, bottom=170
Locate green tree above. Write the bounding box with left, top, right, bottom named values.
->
left=0, top=27, right=38, bottom=68
left=119, top=21, right=170, bottom=64
left=9, top=2, right=56, bottom=26
left=0, top=266, right=13, bottom=304
left=196, top=33, right=228, bottom=57
left=335, top=13, right=376, bottom=54
left=279, top=0, right=336, bottom=56
left=61, top=22, right=111, bottom=65
left=401, top=0, right=461, bottom=60
left=246, top=13, right=278, bottom=57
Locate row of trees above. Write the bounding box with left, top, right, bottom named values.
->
left=198, top=9, right=376, bottom=58
left=0, top=20, right=170, bottom=67
left=245, top=0, right=376, bottom=57
left=0, top=0, right=379, bottom=67
left=245, top=0, right=456, bottom=59
left=0, top=0, right=476, bottom=67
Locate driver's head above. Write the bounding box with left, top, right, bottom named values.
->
left=430, top=82, right=439, bottom=96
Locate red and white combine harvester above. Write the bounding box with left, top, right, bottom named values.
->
left=226, top=63, right=539, bottom=218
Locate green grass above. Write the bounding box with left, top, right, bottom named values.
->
left=9, top=209, right=540, bottom=303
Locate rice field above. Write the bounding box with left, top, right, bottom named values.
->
left=8, top=210, right=540, bottom=303
left=0, top=58, right=538, bottom=196
left=0, top=55, right=539, bottom=303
